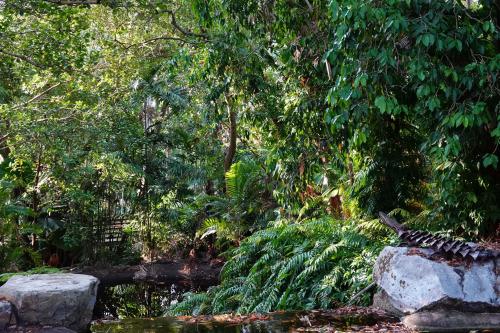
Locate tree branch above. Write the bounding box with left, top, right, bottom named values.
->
left=34, top=114, right=77, bottom=123
left=118, top=35, right=198, bottom=50
left=9, top=83, right=62, bottom=111
left=164, top=10, right=208, bottom=39
left=43, top=0, right=100, bottom=5
left=0, top=48, right=45, bottom=69
left=21, top=83, right=61, bottom=107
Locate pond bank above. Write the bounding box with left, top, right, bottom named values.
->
left=91, top=306, right=413, bottom=333
left=72, top=259, right=223, bottom=288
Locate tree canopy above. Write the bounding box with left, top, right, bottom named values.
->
left=0, top=0, right=498, bottom=314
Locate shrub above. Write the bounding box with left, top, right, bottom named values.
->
left=168, top=217, right=386, bottom=315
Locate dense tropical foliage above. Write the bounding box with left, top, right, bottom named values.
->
left=169, top=218, right=386, bottom=315
left=0, top=0, right=498, bottom=315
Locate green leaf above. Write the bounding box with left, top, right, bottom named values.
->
left=416, top=85, right=430, bottom=97
left=466, top=192, right=478, bottom=203
left=483, top=154, right=499, bottom=169
left=427, top=97, right=440, bottom=111
left=482, top=21, right=494, bottom=33
left=422, top=34, right=435, bottom=47
left=374, top=96, right=386, bottom=113
left=491, top=126, right=500, bottom=138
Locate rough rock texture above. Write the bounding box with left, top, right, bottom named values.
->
left=0, top=300, right=14, bottom=330
left=373, top=246, right=499, bottom=315
left=402, top=311, right=500, bottom=332
left=0, top=274, right=99, bottom=332
left=372, top=290, right=404, bottom=317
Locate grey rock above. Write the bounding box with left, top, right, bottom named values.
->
left=0, top=274, right=99, bottom=332
left=372, top=290, right=404, bottom=317
left=0, top=300, right=14, bottom=330
left=373, top=246, right=499, bottom=315
left=402, top=311, right=500, bottom=332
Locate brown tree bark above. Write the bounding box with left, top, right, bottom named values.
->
left=0, top=134, right=9, bottom=158
left=223, top=95, right=237, bottom=173
left=31, top=151, right=43, bottom=247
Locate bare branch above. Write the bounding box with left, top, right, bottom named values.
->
left=304, top=0, right=313, bottom=12
left=18, top=83, right=61, bottom=108
left=8, top=83, right=63, bottom=111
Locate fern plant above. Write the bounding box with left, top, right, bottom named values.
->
left=168, top=217, right=385, bottom=315
left=197, top=159, right=276, bottom=246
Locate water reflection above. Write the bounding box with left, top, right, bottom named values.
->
left=92, top=317, right=293, bottom=333
left=94, top=283, right=187, bottom=318
left=92, top=284, right=393, bottom=333
left=92, top=284, right=297, bottom=332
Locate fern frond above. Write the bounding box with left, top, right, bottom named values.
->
left=168, top=216, right=382, bottom=315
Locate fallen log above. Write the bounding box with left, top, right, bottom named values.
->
left=70, top=259, right=223, bottom=288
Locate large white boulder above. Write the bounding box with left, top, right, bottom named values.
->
left=0, top=274, right=99, bottom=332
left=373, top=246, right=499, bottom=315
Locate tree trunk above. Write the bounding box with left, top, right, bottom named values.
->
left=31, top=151, right=43, bottom=247
left=224, top=95, right=237, bottom=173
left=0, top=119, right=11, bottom=158
left=346, top=153, right=354, bottom=186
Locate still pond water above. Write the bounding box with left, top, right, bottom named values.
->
left=91, top=311, right=378, bottom=333
left=91, top=283, right=381, bottom=333
left=92, top=315, right=296, bottom=333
